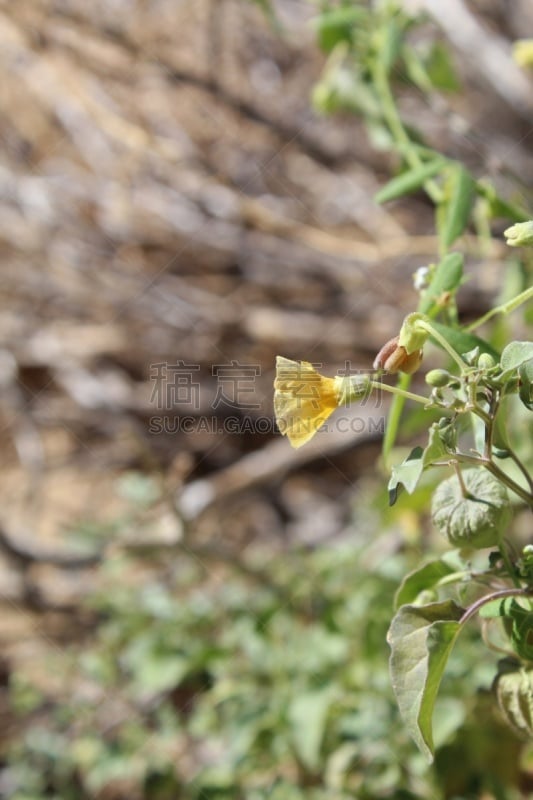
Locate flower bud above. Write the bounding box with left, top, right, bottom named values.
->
left=373, top=335, right=423, bottom=374
left=478, top=352, right=496, bottom=370
left=425, top=369, right=452, bottom=388
left=504, top=221, right=533, bottom=248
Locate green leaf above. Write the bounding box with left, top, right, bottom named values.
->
left=505, top=599, right=533, bottom=661
left=479, top=598, right=509, bottom=619
left=381, top=18, right=402, bottom=73
left=133, top=654, right=189, bottom=694
left=500, top=341, right=533, bottom=379
left=312, top=7, right=367, bottom=53
left=387, top=600, right=464, bottom=761
left=313, top=61, right=381, bottom=118
left=388, top=420, right=452, bottom=506
left=419, top=252, right=463, bottom=314
left=423, top=421, right=449, bottom=465
left=388, top=446, right=424, bottom=505
left=425, top=41, right=460, bottom=92
left=394, top=558, right=458, bottom=609
left=401, top=44, right=433, bottom=94
left=375, top=159, right=446, bottom=204
left=288, top=687, right=335, bottom=771
left=437, top=165, right=475, bottom=250
left=429, top=321, right=500, bottom=360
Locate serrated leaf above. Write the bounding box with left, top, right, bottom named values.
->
left=395, top=559, right=457, bottom=609
left=388, top=446, right=424, bottom=505
left=438, top=165, right=475, bottom=250
left=500, top=341, right=533, bottom=379
left=387, top=600, right=464, bottom=761
left=375, top=159, right=445, bottom=204
left=288, top=687, right=335, bottom=771
left=419, top=252, right=463, bottom=314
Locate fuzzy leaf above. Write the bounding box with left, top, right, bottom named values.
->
left=388, top=446, right=424, bottom=505
left=388, top=601, right=464, bottom=761
left=500, top=341, right=533, bottom=379
left=394, top=559, right=457, bottom=609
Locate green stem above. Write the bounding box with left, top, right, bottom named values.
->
left=508, top=449, right=533, bottom=492
left=419, top=319, right=469, bottom=372
left=483, top=389, right=498, bottom=459
left=430, top=453, right=533, bottom=506
left=484, top=460, right=533, bottom=508
left=382, top=374, right=409, bottom=468
left=436, top=571, right=471, bottom=588
left=453, top=462, right=470, bottom=498
left=368, top=379, right=430, bottom=405
left=465, top=286, right=533, bottom=332
left=372, top=61, right=443, bottom=204
left=492, top=396, right=533, bottom=491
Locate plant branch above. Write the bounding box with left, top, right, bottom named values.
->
left=465, top=286, right=533, bottom=332
left=371, top=60, right=443, bottom=204
left=460, top=588, right=533, bottom=626
left=484, top=461, right=533, bottom=508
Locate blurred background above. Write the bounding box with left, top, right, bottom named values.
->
left=0, top=1, right=532, bottom=798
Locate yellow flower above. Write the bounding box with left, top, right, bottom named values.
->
left=274, top=356, right=343, bottom=448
